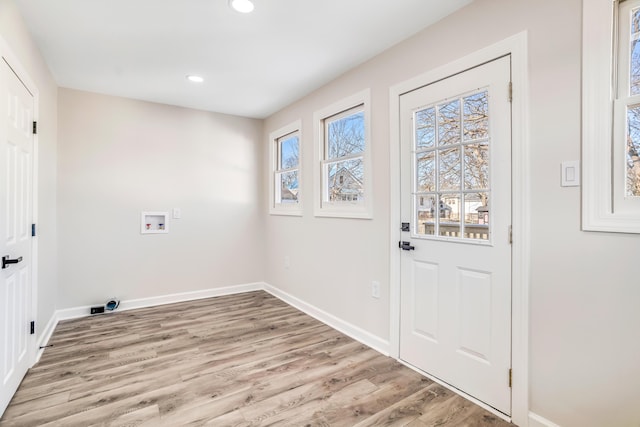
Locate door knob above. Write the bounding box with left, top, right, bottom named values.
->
left=2, top=255, right=23, bottom=269
left=398, top=241, right=415, bottom=251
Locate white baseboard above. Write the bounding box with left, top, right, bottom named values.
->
left=529, top=412, right=561, bottom=427
left=56, top=282, right=265, bottom=321
left=34, top=312, right=58, bottom=364
left=263, top=283, right=390, bottom=356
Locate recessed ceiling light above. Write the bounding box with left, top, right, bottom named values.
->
left=186, top=75, right=204, bottom=83
left=229, top=0, right=254, bottom=13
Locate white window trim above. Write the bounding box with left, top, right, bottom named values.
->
left=268, top=120, right=303, bottom=216
left=313, top=89, right=373, bottom=219
left=583, top=0, right=640, bottom=232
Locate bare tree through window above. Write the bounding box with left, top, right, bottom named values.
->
left=627, top=8, right=640, bottom=196
left=276, top=133, right=299, bottom=204
left=413, top=89, right=491, bottom=240
left=325, top=108, right=365, bottom=202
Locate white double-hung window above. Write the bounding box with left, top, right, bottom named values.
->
left=314, top=90, right=372, bottom=218
left=583, top=0, right=640, bottom=232
left=269, top=120, right=302, bottom=215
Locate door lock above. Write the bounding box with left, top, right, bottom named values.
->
left=2, top=255, right=23, bottom=269
left=398, top=241, right=415, bottom=251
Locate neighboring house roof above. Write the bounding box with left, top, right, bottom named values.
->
left=281, top=187, right=298, bottom=200
left=329, top=167, right=363, bottom=187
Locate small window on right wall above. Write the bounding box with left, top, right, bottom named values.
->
left=583, top=0, right=640, bottom=232
left=615, top=0, right=640, bottom=201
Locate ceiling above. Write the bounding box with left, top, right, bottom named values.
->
left=15, top=0, right=472, bottom=119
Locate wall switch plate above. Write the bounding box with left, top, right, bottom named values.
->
left=372, top=281, right=380, bottom=299
left=561, top=160, right=580, bottom=187
left=172, top=208, right=181, bottom=219
left=284, top=256, right=290, bottom=269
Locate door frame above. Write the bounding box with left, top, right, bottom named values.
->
left=0, top=34, right=40, bottom=369
left=389, top=32, right=529, bottom=426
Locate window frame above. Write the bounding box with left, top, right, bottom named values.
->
left=313, top=89, right=373, bottom=219
left=268, top=120, right=303, bottom=216
left=583, top=0, right=640, bottom=232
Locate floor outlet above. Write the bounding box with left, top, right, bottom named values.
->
left=90, top=306, right=105, bottom=315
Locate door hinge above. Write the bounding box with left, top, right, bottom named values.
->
left=508, top=82, right=513, bottom=102
left=509, top=225, right=513, bottom=244
left=31, top=223, right=36, bottom=237
left=508, top=368, right=513, bottom=388
left=30, top=321, right=35, bottom=335
left=32, top=121, right=37, bottom=135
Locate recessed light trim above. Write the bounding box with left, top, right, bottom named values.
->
left=186, top=75, right=204, bottom=83
left=229, top=0, right=254, bottom=13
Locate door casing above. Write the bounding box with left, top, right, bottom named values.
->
left=389, top=32, right=530, bottom=426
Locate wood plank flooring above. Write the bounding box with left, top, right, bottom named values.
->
left=0, top=291, right=514, bottom=426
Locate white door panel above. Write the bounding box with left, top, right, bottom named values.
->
left=399, top=56, right=512, bottom=414
left=0, top=58, right=34, bottom=417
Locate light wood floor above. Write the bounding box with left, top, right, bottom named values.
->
left=0, top=291, right=514, bottom=426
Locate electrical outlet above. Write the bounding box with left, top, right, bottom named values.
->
left=372, top=281, right=380, bottom=299
left=284, top=256, right=290, bottom=269
left=90, top=306, right=105, bottom=315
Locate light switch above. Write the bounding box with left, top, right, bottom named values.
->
left=561, top=161, right=580, bottom=187
left=172, top=208, right=181, bottom=219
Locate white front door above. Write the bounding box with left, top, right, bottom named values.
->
left=399, top=56, right=512, bottom=414
left=0, top=58, right=35, bottom=416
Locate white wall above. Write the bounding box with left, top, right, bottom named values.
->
left=57, top=89, right=265, bottom=308
left=0, top=0, right=58, bottom=341
left=5, top=0, right=640, bottom=424
left=263, top=1, right=640, bottom=426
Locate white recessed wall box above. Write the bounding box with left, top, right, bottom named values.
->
left=141, top=211, right=169, bottom=234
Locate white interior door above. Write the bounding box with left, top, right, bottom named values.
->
left=399, top=56, right=512, bottom=414
left=0, top=58, right=35, bottom=416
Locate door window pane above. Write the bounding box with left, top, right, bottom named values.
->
left=415, top=107, right=436, bottom=149
left=464, top=192, right=490, bottom=241
left=464, top=144, right=489, bottom=190
left=463, top=91, right=489, bottom=141
left=439, top=194, right=461, bottom=237
left=438, top=99, right=461, bottom=146
left=439, top=147, right=461, bottom=191
left=416, top=195, right=436, bottom=236
left=417, top=152, right=436, bottom=192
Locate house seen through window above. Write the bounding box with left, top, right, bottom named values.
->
left=276, top=132, right=299, bottom=204
left=323, top=105, right=365, bottom=203
left=314, top=89, right=372, bottom=218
